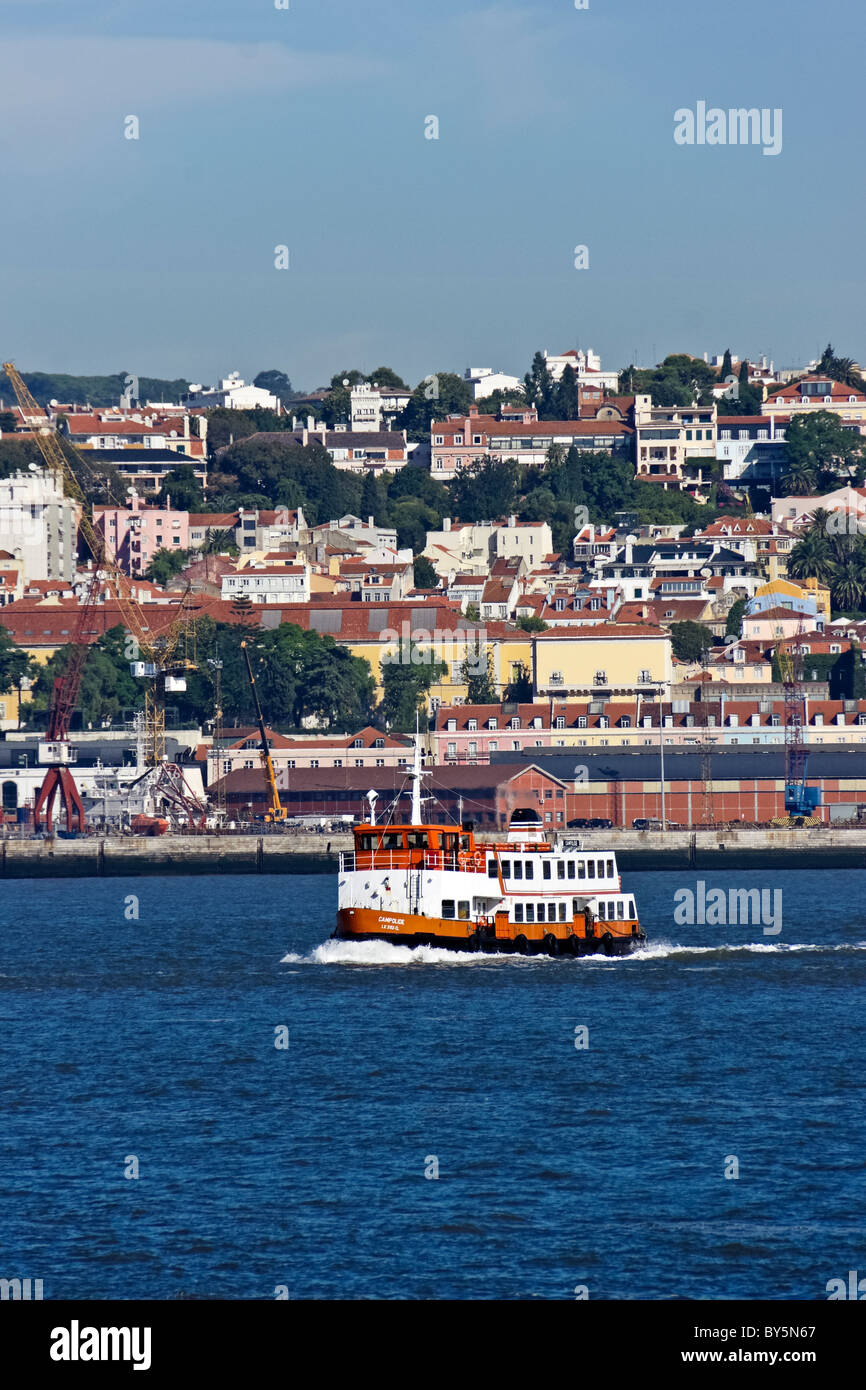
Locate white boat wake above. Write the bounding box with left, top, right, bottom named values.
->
left=280, top=937, right=866, bottom=968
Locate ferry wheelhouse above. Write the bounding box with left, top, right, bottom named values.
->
left=334, top=744, right=645, bottom=957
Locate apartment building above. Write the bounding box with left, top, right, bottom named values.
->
left=0, top=469, right=79, bottom=582
left=633, top=394, right=717, bottom=489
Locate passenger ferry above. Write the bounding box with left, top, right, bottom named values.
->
left=334, top=743, right=645, bottom=957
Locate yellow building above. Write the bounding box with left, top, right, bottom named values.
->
left=532, top=625, right=673, bottom=697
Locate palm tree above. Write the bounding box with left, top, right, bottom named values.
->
left=805, top=506, right=834, bottom=538
left=201, top=527, right=238, bottom=556
left=829, top=538, right=866, bottom=611
left=782, top=463, right=817, bottom=496
left=787, top=531, right=833, bottom=584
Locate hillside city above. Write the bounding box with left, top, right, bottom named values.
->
left=2, top=343, right=866, bottom=833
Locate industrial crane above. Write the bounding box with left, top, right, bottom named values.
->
left=2, top=360, right=207, bottom=831
left=241, top=640, right=286, bottom=823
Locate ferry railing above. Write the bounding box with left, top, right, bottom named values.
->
left=338, top=849, right=490, bottom=873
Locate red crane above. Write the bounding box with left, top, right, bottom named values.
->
left=3, top=360, right=205, bottom=834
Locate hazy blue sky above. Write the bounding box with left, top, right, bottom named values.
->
left=0, top=0, right=861, bottom=389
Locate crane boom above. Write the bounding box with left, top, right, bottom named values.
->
left=2, top=359, right=205, bottom=829
left=241, top=640, right=285, bottom=822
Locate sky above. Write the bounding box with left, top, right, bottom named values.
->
left=0, top=0, right=862, bottom=391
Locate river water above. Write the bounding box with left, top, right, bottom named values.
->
left=1, top=869, right=864, bottom=1300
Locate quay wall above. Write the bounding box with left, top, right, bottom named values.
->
left=3, top=829, right=866, bottom=877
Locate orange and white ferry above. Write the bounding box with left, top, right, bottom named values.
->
left=334, top=742, right=645, bottom=957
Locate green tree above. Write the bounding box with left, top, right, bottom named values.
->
left=200, top=527, right=238, bottom=557
left=460, top=648, right=497, bottom=704
left=360, top=471, right=389, bottom=526
left=784, top=411, right=866, bottom=490
left=720, top=348, right=733, bottom=379
left=253, top=369, right=294, bottom=404
left=828, top=537, right=866, bottom=612
left=29, top=626, right=141, bottom=727
left=551, top=363, right=580, bottom=420
left=449, top=455, right=520, bottom=522
left=204, top=406, right=290, bottom=452
left=669, top=621, right=714, bottom=662
left=817, top=343, right=866, bottom=391
left=218, top=437, right=361, bottom=522
left=724, top=597, right=748, bottom=637
left=398, top=372, right=473, bottom=441
left=0, top=626, right=32, bottom=693
left=523, top=351, right=554, bottom=416
left=787, top=529, right=834, bottom=584
left=516, top=615, right=548, bottom=632
left=156, top=469, right=204, bottom=511
left=368, top=366, right=408, bottom=390
left=379, top=643, right=447, bottom=732
left=144, top=547, right=189, bottom=585
left=412, top=555, right=438, bottom=589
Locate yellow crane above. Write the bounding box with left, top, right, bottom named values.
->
left=241, top=640, right=286, bottom=823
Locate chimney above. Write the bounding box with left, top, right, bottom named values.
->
left=368, top=515, right=374, bottom=527
left=625, top=533, right=636, bottom=565
left=443, top=517, right=451, bottom=533
left=508, top=514, right=516, bottom=528
left=307, top=415, right=315, bottom=430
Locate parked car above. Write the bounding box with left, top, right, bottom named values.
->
left=567, top=817, right=613, bottom=829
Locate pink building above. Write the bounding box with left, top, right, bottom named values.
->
left=94, top=493, right=190, bottom=575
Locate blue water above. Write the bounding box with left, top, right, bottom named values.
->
left=1, top=869, right=865, bottom=1301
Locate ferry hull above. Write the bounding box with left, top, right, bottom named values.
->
left=334, top=908, right=644, bottom=957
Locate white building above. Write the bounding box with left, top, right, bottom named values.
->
left=185, top=372, right=279, bottom=411
left=221, top=561, right=310, bottom=604
left=543, top=348, right=619, bottom=392
left=0, top=469, right=79, bottom=582
left=464, top=368, right=524, bottom=400
left=349, top=382, right=383, bottom=432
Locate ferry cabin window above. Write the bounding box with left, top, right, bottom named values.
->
left=513, top=861, right=523, bottom=880
left=359, top=834, right=376, bottom=851
left=607, top=859, right=615, bottom=878
left=628, top=899, right=636, bottom=918
left=559, top=903, right=567, bottom=922
left=525, top=904, right=535, bottom=923
left=617, top=900, right=624, bottom=918
left=587, top=860, right=596, bottom=879
left=557, top=860, right=565, bottom=880
left=457, top=900, right=470, bottom=920
left=547, top=904, right=557, bottom=923
left=442, top=900, right=456, bottom=919
left=406, top=832, right=427, bottom=849
left=381, top=833, right=402, bottom=850
left=487, top=859, right=498, bottom=878
left=514, top=904, right=524, bottom=923
left=460, top=835, right=471, bottom=851
left=572, top=898, right=580, bottom=916
left=502, top=860, right=511, bottom=878
left=567, top=860, right=576, bottom=879
left=442, top=833, right=459, bottom=854
left=524, top=860, right=534, bottom=880
left=577, top=859, right=585, bottom=878
left=542, top=861, right=551, bottom=880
